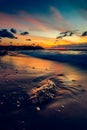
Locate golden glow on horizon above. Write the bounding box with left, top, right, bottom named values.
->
left=0, top=34, right=87, bottom=48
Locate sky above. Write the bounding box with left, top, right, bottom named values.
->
left=0, top=0, right=87, bottom=48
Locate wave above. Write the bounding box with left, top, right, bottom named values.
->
left=20, top=50, right=87, bottom=69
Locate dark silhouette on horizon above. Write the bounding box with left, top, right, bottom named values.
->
left=0, top=45, right=44, bottom=52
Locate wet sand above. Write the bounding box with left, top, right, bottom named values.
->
left=0, top=53, right=87, bottom=130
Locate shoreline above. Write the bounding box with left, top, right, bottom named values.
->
left=20, top=50, right=87, bottom=69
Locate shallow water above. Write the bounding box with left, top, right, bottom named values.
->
left=1, top=52, right=87, bottom=87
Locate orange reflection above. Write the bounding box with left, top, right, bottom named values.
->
left=2, top=54, right=87, bottom=83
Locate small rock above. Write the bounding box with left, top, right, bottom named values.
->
left=72, top=80, right=77, bottom=82
left=30, top=80, right=57, bottom=104
left=61, top=105, right=64, bottom=108
left=36, top=107, right=40, bottom=111
left=58, top=109, right=61, bottom=112
left=17, top=104, right=20, bottom=107
left=58, top=74, right=64, bottom=76
left=17, top=100, right=20, bottom=104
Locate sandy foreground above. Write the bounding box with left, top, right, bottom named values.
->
left=0, top=52, right=87, bottom=130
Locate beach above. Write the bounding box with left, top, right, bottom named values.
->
left=0, top=51, right=87, bottom=130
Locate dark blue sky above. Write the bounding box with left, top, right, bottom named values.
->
left=0, top=0, right=87, bottom=14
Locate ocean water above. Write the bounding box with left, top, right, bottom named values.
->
left=21, top=50, right=87, bottom=68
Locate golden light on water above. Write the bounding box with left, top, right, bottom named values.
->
left=1, top=54, right=87, bottom=84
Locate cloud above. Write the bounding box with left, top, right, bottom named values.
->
left=20, top=31, right=29, bottom=35
left=26, top=39, right=31, bottom=41
left=0, top=10, right=74, bottom=37
left=19, top=12, right=49, bottom=32
left=56, top=31, right=74, bottom=39
left=56, top=36, right=62, bottom=39
left=0, top=29, right=16, bottom=39
left=0, top=13, right=29, bottom=30
left=10, top=28, right=17, bottom=34
left=50, top=6, right=74, bottom=31
left=82, top=31, right=87, bottom=36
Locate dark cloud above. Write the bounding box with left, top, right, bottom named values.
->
left=60, top=31, right=74, bottom=36
left=56, top=36, right=62, bottom=39
left=60, top=32, right=67, bottom=37
left=10, top=28, right=17, bottom=34
left=56, top=31, right=74, bottom=39
left=0, top=29, right=16, bottom=39
left=26, top=39, right=31, bottom=41
left=21, top=31, right=29, bottom=35
left=69, top=32, right=74, bottom=36
left=82, top=31, right=87, bottom=36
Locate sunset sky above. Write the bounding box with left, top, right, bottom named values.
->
left=0, top=0, right=87, bottom=48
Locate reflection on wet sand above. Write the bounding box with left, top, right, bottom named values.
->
left=1, top=54, right=87, bottom=81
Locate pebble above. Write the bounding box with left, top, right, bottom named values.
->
left=17, top=100, right=20, bottom=104
left=61, top=105, right=64, bottom=108
left=17, top=104, right=20, bottom=107
left=36, top=107, right=40, bottom=111
left=58, top=74, right=64, bottom=76
left=58, top=109, right=61, bottom=112
left=72, top=80, right=76, bottom=82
